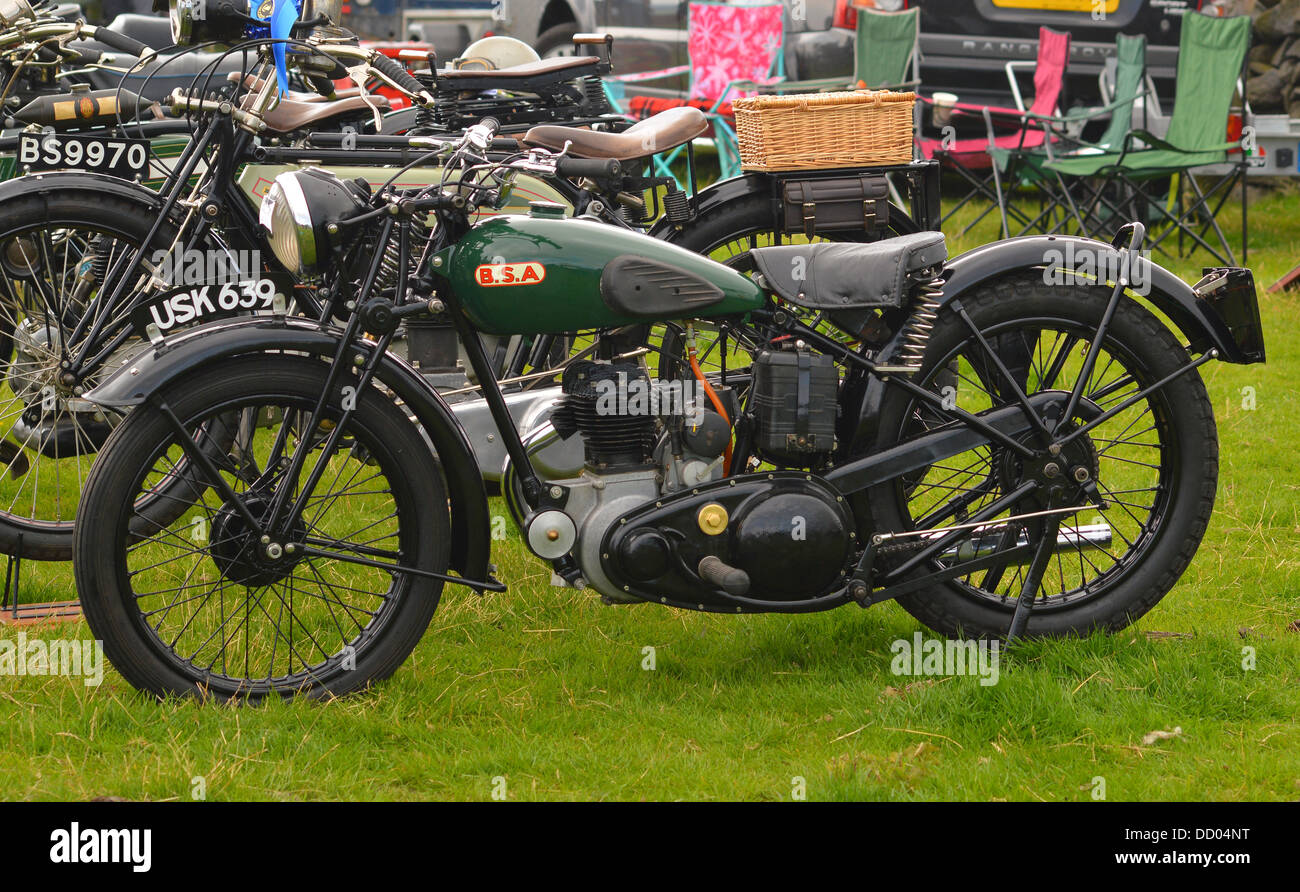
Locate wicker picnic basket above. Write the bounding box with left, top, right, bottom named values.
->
left=733, top=90, right=915, bottom=171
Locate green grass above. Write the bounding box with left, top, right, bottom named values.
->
left=1, top=183, right=1300, bottom=801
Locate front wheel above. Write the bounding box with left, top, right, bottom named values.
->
left=74, top=354, right=451, bottom=700
left=868, top=275, right=1219, bottom=638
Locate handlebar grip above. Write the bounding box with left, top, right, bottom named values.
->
left=67, top=47, right=104, bottom=66
left=556, top=156, right=622, bottom=181
left=370, top=52, right=426, bottom=97
left=91, top=27, right=152, bottom=58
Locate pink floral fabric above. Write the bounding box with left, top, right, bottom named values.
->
left=688, top=2, right=785, bottom=103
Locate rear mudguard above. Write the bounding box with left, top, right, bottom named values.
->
left=841, top=234, right=1248, bottom=456
left=87, top=316, right=493, bottom=583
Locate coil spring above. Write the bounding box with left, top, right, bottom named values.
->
left=375, top=217, right=430, bottom=295
left=895, top=272, right=944, bottom=372
left=663, top=189, right=691, bottom=226
left=583, top=76, right=612, bottom=113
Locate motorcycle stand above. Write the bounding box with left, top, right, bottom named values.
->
left=1005, top=517, right=1063, bottom=641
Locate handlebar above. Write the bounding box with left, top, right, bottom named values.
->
left=87, top=26, right=151, bottom=59
left=464, top=116, right=500, bottom=152
left=369, top=51, right=427, bottom=98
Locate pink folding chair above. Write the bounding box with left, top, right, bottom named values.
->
left=611, top=2, right=786, bottom=183
left=916, top=27, right=1071, bottom=236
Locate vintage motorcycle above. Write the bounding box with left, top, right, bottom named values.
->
left=70, top=118, right=1265, bottom=700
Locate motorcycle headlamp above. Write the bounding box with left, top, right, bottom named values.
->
left=165, top=0, right=313, bottom=48
left=259, top=168, right=370, bottom=277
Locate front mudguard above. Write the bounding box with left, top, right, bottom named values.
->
left=842, top=234, right=1261, bottom=456
left=88, top=316, right=493, bottom=584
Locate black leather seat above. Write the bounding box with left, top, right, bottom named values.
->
left=750, top=232, right=947, bottom=309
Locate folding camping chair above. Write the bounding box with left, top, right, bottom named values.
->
left=764, top=3, right=920, bottom=93
left=609, top=1, right=786, bottom=186
left=992, top=33, right=1151, bottom=237
left=1043, top=12, right=1252, bottom=264
left=915, top=27, right=1071, bottom=238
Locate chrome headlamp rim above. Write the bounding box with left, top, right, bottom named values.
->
left=260, top=172, right=319, bottom=276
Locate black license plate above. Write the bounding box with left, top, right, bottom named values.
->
left=130, top=275, right=294, bottom=338
left=18, top=132, right=151, bottom=178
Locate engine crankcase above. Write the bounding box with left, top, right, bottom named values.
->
left=598, top=473, right=856, bottom=612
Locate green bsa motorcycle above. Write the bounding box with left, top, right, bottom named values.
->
left=71, top=119, right=1265, bottom=700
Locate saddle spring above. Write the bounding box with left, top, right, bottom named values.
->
left=894, top=269, right=944, bottom=373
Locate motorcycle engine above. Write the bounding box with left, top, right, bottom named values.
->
left=525, top=359, right=729, bottom=602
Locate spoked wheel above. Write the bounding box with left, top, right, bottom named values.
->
left=868, top=276, right=1218, bottom=638
left=74, top=355, right=450, bottom=700
left=0, top=192, right=184, bottom=558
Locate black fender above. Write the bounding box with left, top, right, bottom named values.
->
left=939, top=235, right=1248, bottom=362
left=0, top=169, right=168, bottom=216
left=87, top=316, right=493, bottom=583
left=647, top=171, right=924, bottom=243
left=840, top=234, right=1246, bottom=457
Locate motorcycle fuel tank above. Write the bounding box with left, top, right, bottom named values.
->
left=445, top=213, right=766, bottom=336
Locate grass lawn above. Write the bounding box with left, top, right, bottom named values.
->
left=1, top=180, right=1298, bottom=801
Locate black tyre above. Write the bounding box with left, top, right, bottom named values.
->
left=74, top=354, right=450, bottom=700
left=869, top=275, right=1218, bottom=638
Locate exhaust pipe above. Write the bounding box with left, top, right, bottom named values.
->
left=940, top=523, right=1113, bottom=563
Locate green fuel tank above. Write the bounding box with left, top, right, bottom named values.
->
left=445, top=210, right=766, bottom=336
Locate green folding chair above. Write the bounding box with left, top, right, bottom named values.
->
left=991, top=33, right=1150, bottom=236
left=1043, top=12, right=1252, bottom=264
left=764, top=4, right=920, bottom=93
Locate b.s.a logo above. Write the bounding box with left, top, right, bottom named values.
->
left=475, top=262, right=546, bottom=287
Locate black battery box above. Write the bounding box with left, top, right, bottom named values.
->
left=751, top=349, right=838, bottom=463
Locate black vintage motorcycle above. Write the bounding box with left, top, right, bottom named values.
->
left=70, top=118, right=1265, bottom=700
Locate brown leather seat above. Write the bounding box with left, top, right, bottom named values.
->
left=261, top=93, right=393, bottom=134
left=522, top=107, right=709, bottom=162
left=439, top=56, right=599, bottom=81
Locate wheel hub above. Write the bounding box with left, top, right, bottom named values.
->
left=999, top=428, right=1100, bottom=510
left=208, top=496, right=306, bottom=587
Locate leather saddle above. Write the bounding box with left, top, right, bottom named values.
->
left=231, top=74, right=393, bottom=134
left=522, top=106, right=709, bottom=163
left=751, top=233, right=948, bottom=309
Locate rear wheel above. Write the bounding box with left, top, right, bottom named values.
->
left=74, top=355, right=449, bottom=700
left=868, top=276, right=1218, bottom=638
